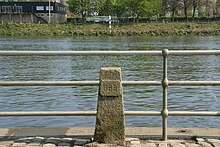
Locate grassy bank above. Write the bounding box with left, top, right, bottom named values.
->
left=0, top=22, right=220, bottom=37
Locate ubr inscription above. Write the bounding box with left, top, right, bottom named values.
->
left=100, top=80, right=121, bottom=96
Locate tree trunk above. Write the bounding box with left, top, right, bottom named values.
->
left=133, top=15, right=135, bottom=23
left=136, top=14, right=140, bottom=23
left=184, top=7, right=188, bottom=20
left=192, top=6, right=196, bottom=20
left=81, top=11, right=86, bottom=23
left=172, top=10, right=175, bottom=22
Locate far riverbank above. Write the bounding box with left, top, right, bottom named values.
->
left=0, top=22, right=220, bottom=37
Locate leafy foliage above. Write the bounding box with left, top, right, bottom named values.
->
left=68, top=0, right=90, bottom=20
left=67, top=0, right=219, bottom=21
left=68, top=0, right=161, bottom=19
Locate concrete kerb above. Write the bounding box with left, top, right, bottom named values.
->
left=0, top=127, right=220, bottom=139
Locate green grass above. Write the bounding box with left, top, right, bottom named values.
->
left=0, top=22, right=219, bottom=37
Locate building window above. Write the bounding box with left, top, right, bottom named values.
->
left=13, top=6, right=22, bottom=13
left=40, top=14, right=45, bottom=17
left=46, top=6, right=53, bottom=11
left=36, top=6, right=44, bottom=11
left=2, top=6, right=12, bottom=13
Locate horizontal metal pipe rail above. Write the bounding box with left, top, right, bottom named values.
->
left=0, top=51, right=162, bottom=56
left=0, top=50, right=220, bottom=141
left=0, top=50, right=220, bottom=56
left=0, top=111, right=219, bottom=117
left=0, top=81, right=161, bottom=86
left=1, top=81, right=220, bottom=86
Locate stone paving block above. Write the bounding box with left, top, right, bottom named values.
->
left=84, top=142, right=116, bottom=147
left=211, top=143, right=220, bottom=147
left=25, top=145, right=41, bottom=147
left=34, top=137, right=44, bottom=140
left=57, top=142, right=71, bottom=147
left=15, top=137, right=34, bottom=143
left=206, top=139, right=220, bottom=143
left=197, top=142, right=213, bottom=147
left=144, top=140, right=164, bottom=144
left=26, top=143, right=42, bottom=147
left=60, top=138, right=73, bottom=143
left=157, top=143, right=168, bottom=147
left=125, top=138, right=139, bottom=142
left=206, top=139, right=220, bottom=147
left=130, top=141, right=140, bottom=145
left=27, top=142, right=41, bottom=145
left=168, top=140, right=186, bottom=143
left=45, top=138, right=60, bottom=145
left=129, top=145, right=142, bottom=147
left=169, top=142, right=186, bottom=147
left=42, top=143, right=57, bottom=147
left=185, top=143, right=201, bottom=147
left=31, top=137, right=45, bottom=144
left=142, top=143, right=156, bottom=147
left=125, top=140, right=140, bottom=147
left=12, top=143, right=27, bottom=147
left=0, top=141, right=14, bottom=147
left=196, top=138, right=204, bottom=142
left=0, top=145, right=11, bottom=147
left=84, top=142, right=98, bottom=147
left=74, top=139, right=90, bottom=146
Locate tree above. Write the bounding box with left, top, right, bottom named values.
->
left=210, top=0, right=217, bottom=18
left=204, top=0, right=211, bottom=17
left=98, top=0, right=115, bottom=15
left=192, top=0, right=200, bottom=19
left=167, top=0, right=180, bottom=21
left=180, top=0, right=192, bottom=19
left=148, top=0, right=162, bottom=17
left=217, top=0, right=220, bottom=16
left=113, top=0, right=127, bottom=19
left=125, top=0, right=161, bottom=22
left=161, top=0, right=169, bottom=16
left=68, top=0, right=90, bottom=21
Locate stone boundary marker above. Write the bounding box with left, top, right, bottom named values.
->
left=94, top=67, right=125, bottom=146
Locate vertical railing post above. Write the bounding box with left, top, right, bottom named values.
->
left=161, top=49, right=169, bottom=141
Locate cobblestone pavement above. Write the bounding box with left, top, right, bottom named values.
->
left=0, top=137, right=220, bottom=147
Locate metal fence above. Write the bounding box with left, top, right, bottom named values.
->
left=0, top=49, right=220, bottom=141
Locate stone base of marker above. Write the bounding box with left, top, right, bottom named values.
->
left=94, top=67, right=125, bottom=146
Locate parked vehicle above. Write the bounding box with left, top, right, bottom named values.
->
left=86, top=16, right=119, bottom=23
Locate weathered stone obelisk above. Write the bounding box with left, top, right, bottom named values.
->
left=94, top=67, right=125, bottom=146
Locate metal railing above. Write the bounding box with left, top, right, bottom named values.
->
left=0, top=49, right=220, bottom=141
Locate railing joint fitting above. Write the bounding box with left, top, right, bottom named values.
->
left=162, top=79, right=169, bottom=88
left=161, top=110, right=169, bottom=117
left=162, top=49, right=169, bottom=57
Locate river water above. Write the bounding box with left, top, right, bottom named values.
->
left=0, top=36, right=219, bottom=128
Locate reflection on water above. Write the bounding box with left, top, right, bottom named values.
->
left=0, top=36, right=219, bottom=128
